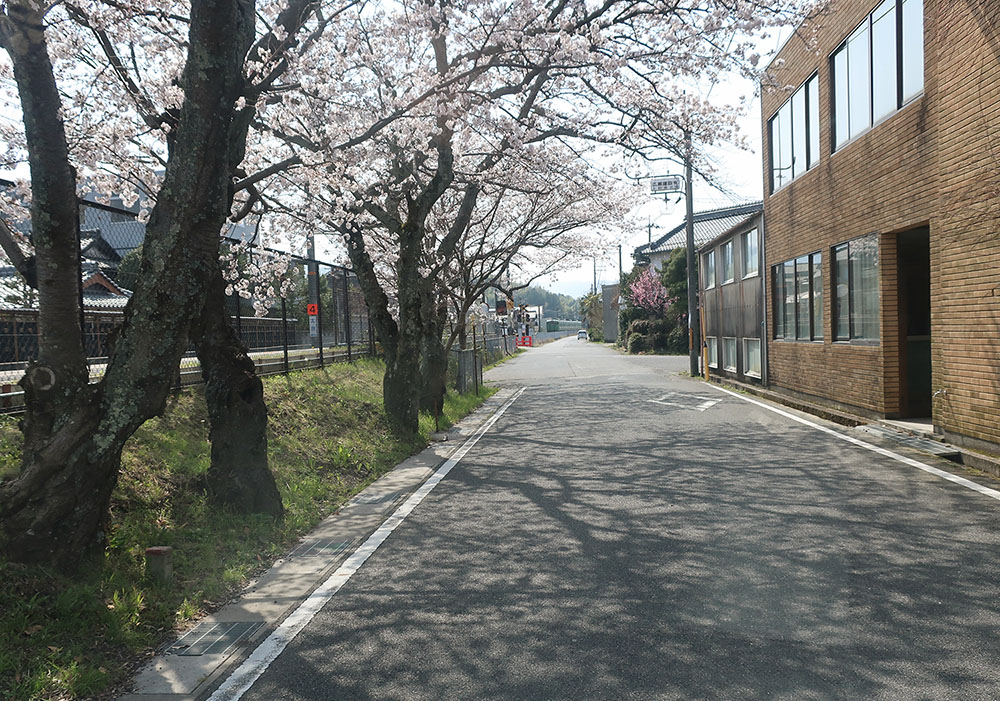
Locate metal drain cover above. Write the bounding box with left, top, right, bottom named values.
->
left=168, top=621, right=263, bottom=656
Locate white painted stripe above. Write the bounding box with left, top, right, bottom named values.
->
left=709, top=384, right=1000, bottom=501
left=208, top=387, right=527, bottom=701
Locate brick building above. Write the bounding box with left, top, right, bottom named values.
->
left=762, top=0, right=1000, bottom=450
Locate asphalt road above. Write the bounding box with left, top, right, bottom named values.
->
left=239, top=338, right=1000, bottom=700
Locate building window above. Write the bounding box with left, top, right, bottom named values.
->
left=721, top=240, right=734, bottom=284
left=769, top=74, right=820, bottom=191
left=744, top=338, right=762, bottom=378
left=704, top=250, right=716, bottom=289
left=832, top=234, right=880, bottom=342
left=772, top=251, right=823, bottom=341
left=722, top=337, right=737, bottom=372
left=707, top=336, right=718, bottom=368
left=742, top=228, right=759, bottom=278
left=832, top=0, right=924, bottom=149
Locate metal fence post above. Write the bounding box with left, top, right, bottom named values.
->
left=344, top=269, right=352, bottom=361
left=281, top=296, right=289, bottom=374
left=234, top=294, right=243, bottom=342
left=316, top=268, right=324, bottom=367
left=368, top=311, right=375, bottom=356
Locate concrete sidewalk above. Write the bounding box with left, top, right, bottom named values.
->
left=120, top=387, right=518, bottom=701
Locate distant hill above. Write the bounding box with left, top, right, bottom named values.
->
left=513, top=286, right=580, bottom=320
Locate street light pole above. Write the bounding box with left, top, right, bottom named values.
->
left=684, top=130, right=699, bottom=377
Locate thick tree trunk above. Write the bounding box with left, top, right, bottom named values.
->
left=418, top=287, right=449, bottom=412
left=193, top=265, right=282, bottom=518
left=0, top=0, right=255, bottom=571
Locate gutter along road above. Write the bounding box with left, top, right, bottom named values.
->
left=225, top=338, right=1000, bottom=699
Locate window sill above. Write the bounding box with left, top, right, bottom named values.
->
left=831, top=93, right=925, bottom=157
left=769, top=163, right=819, bottom=197
left=742, top=271, right=759, bottom=280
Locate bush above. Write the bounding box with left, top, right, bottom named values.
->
left=627, top=318, right=651, bottom=337
left=627, top=333, right=649, bottom=354
left=617, top=306, right=646, bottom=346
left=587, top=327, right=605, bottom=343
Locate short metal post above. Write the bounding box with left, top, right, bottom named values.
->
left=472, top=323, right=479, bottom=395
left=281, top=297, right=289, bottom=374
left=344, top=270, right=352, bottom=361
left=316, top=270, right=324, bottom=366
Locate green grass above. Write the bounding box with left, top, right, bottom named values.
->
left=0, top=359, right=495, bottom=700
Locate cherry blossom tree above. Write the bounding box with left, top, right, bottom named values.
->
left=265, top=0, right=816, bottom=431
left=628, top=265, right=675, bottom=315
left=0, top=0, right=337, bottom=569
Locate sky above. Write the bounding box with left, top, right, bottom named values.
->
left=535, top=31, right=794, bottom=300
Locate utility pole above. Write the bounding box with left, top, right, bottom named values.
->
left=618, top=244, right=623, bottom=284
left=592, top=255, right=597, bottom=295
left=684, top=130, right=699, bottom=377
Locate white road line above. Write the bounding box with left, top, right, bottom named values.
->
left=208, top=387, right=527, bottom=701
left=709, top=384, right=1000, bottom=501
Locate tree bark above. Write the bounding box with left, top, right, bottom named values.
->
left=0, top=0, right=256, bottom=570
left=192, top=264, right=283, bottom=518
left=418, top=286, right=449, bottom=412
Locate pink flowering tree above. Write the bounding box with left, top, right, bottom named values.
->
left=628, top=266, right=676, bottom=317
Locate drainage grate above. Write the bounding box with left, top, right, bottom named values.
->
left=860, top=425, right=961, bottom=460
left=167, top=621, right=263, bottom=657
left=288, top=539, right=352, bottom=558
left=351, top=490, right=402, bottom=505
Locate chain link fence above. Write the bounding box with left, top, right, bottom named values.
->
left=0, top=198, right=374, bottom=410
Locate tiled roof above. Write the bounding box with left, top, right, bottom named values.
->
left=634, top=202, right=763, bottom=259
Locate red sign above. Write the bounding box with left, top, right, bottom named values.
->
left=307, top=303, right=318, bottom=316
left=515, top=336, right=533, bottom=347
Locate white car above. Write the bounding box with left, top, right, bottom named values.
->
left=577, top=330, right=589, bottom=341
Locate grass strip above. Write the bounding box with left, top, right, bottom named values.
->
left=0, top=359, right=495, bottom=700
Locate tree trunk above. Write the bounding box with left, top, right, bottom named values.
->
left=418, top=287, right=449, bottom=412
left=0, top=0, right=255, bottom=571
left=193, top=265, right=282, bottom=518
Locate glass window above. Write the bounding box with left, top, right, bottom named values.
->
left=833, top=48, right=850, bottom=147
left=792, top=85, right=807, bottom=179
left=901, top=0, right=924, bottom=100
left=742, top=229, right=759, bottom=277
left=807, top=76, right=820, bottom=167
left=707, top=336, right=718, bottom=368
left=850, top=235, right=880, bottom=340
left=783, top=260, right=795, bottom=338
left=772, top=265, right=785, bottom=339
left=872, top=0, right=898, bottom=122
left=834, top=244, right=850, bottom=339
left=811, top=252, right=823, bottom=340
left=723, top=337, right=737, bottom=372
left=847, top=23, right=871, bottom=140
left=795, top=256, right=810, bottom=340
left=744, top=338, right=762, bottom=378
left=721, top=240, right=734, bottom=283
left=832, top=235, right=879, bottom=341
left=769, top=74, right=819, bottom=191
left=704, top=250, right=715, bottom=289
left=832, top=0, right=923, bottom=150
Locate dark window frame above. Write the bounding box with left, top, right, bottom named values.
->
left=772, top=250, right=824, bottom=342
left=830, top=0, right=923, bottom=151
left=768, top=73, right=820, bottom=194
left=831, top=234, right=881, bottom=344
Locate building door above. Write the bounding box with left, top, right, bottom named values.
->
left=898, top=227, right=931, bottom=417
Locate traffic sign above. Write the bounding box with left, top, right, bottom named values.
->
left=307, top=303, right=318, bottom=316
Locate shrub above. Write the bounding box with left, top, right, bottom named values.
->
left=627, top=333, right=649, bottom=354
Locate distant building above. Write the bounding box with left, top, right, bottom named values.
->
left=761, top=0, right=1000, bottom=450
left=601, top=283, right=620, bottom=343
left=699, top=209, right=765, bottom=383
left=633, top=202, right=763, bottom=270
